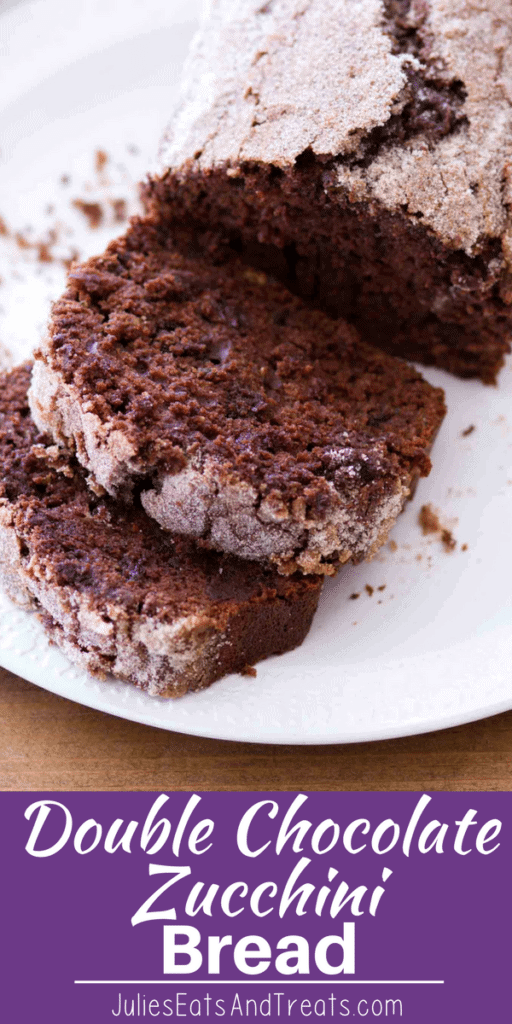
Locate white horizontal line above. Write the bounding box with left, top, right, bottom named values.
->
left=74, top=980, right=444, bottom=986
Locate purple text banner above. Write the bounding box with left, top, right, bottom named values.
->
left=2, top=791, right=509, bottom=1022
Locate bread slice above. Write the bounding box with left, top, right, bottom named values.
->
left=29, top=218, right=445, bottom=575
left=143, top=0, right=512, bottom=383
left=0, top=365, right=321, bottom=698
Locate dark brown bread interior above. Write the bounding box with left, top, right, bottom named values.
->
left=143, top=164, right=509, bottom=384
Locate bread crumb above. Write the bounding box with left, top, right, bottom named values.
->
left=14, top=231, right=30, bottom=250
left=110, top=198, right=128, bottom=223
left=365, top=584, right=374, bottom=596
left=461, top=424, right=475, bottom=436
left=10, top=225, right=69, bottom=266
left=388, top=539, right=398, bottom=551
left=241, top=664, right=257, bottom=677
left=95, top=149, right=109, bottom=172
left=418, top=504, right=457, bottom=551
left=349, top=592, right=360, bottom=600
left=72, top=199, right=103, bottom=229
left=36, top=241, right=53, bottom=263
left=418, top=504, right=440, bottom=535
left=440, top=528, right=456, bottom=551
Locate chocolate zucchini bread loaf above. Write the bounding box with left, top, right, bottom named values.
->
left=0, top=365, right=322, bottom=697
left=29, top=218, right=445, bottom=575
left=143, top=0, right=512, bottom=382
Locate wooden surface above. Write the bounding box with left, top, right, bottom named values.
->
left=1, top=667, right=511, bottom=790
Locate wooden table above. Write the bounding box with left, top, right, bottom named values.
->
left=1, top=666, right=511, bottom=791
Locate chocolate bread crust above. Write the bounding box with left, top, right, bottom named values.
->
left=148, top=0, right=512, bottom=382
left=1, top=365, right=321, bottom=697
left=29, top=219, right=445, bottom=575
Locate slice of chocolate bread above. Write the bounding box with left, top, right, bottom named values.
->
left=0, top=365, right=321, bottom=698
left=29, top=219, right=445, bottom=575
left=143, top=0, right=512, bottom=382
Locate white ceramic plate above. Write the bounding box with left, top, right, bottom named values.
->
left=1, top=0, right=512, bottom=744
